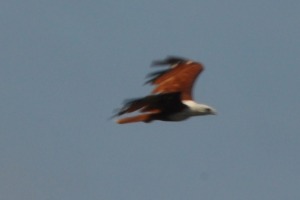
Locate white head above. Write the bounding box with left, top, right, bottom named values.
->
left=183, top=100, right=217, bottom=116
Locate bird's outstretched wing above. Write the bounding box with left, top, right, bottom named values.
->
left=146, top=56, right=204, bottom=100
left=114, top=92, right=187, bottom=124
left=115, top=92, right=185, bottom=116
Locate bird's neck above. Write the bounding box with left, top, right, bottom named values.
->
left=182, top=100, right=210, bottom=116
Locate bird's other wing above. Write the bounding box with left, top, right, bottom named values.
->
left=146, top=56, right=204, bottom=100
left=115, top=92, right=186, bottom=116
left=114, top=92, right=186, bottom=124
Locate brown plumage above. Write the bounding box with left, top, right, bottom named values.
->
left=116, top=114, right=152, bottom=124
left=147, top=57, right=204, bottom=100
left=114, top=56, right=215, bottom=124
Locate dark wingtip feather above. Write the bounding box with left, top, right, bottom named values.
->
left=146, top=56, right=196, bottom=84
left=151, top=56, right=188, bottom=66
left=146, top=56, right=187, bottom=84
left=110, top=99, right=135, bottom=118
left=114, top=96, right=148, bottom=116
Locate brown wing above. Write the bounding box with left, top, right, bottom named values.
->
left=146, top=57, right=204, bottom=100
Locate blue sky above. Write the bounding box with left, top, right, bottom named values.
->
left=1, top=0, right=300, bottom=199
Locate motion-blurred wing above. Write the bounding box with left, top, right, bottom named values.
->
left=146, top=56, right=204, bottom=100
left=115, top=92, right=186, bottom=116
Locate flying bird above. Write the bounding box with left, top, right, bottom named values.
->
left=114, top=56, right=216, bottom=124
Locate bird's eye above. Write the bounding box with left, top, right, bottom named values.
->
left=205, top=108, right=211, bottom=112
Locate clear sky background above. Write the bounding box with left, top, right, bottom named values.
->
left=1, top=0, right=300, bottom=199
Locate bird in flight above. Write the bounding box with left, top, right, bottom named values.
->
left=114, top=56, right=216, bottom=124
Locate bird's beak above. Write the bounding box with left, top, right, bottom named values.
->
left=211, top=109, right=217, bottom=115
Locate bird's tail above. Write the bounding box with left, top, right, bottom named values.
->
left=116, top=114, right=152, bottom=124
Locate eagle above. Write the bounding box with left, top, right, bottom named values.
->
left=114, top=56, right=216, bottom=124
